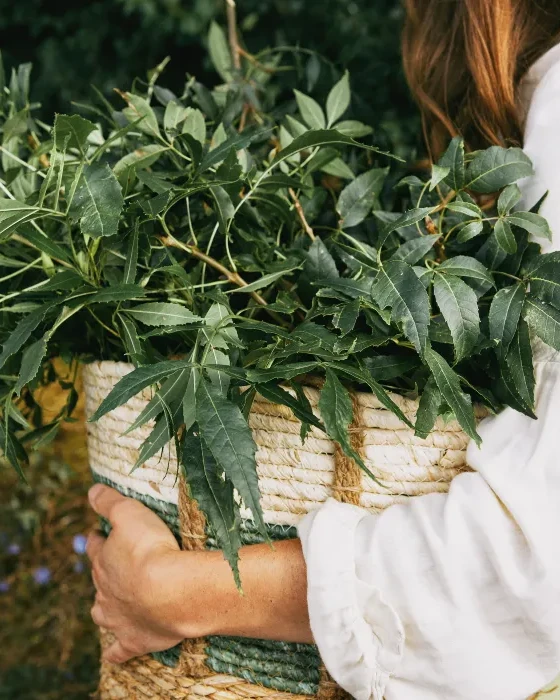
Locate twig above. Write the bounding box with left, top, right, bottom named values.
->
left=226, top=0, right=241, bottom=71
left=239, top=47, right=276, bottom=74
left=289, top=188, right=315, bottom=240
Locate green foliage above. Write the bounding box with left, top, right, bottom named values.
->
left=0, top=20, right=557, bottom=580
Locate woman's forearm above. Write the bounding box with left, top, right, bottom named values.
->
left=165, top=539, right=313, bottom=644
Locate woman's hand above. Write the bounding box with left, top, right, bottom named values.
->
left=86, top=484, right=187, bottom=664
left=87, top=483, right=313, bottom=665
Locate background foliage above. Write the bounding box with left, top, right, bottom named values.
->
left=0, top=0, right=417, bottom=155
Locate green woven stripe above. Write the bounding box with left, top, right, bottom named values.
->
left=206, top=519, right=298, bottom=549
left=207, top=635, right=320, bottom=665
left=91, top=472, right=181, bottom=537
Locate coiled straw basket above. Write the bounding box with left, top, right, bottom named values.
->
left=82, top=360, right=485, bottom=700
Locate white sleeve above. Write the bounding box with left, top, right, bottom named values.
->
left=297, top=57, right=560, bottom=700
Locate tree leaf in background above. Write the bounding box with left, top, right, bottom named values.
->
left=17, top=225, right=72, bottom=263
left=326, top=71, right=350, bottom=126
left=0, top=199, right=47, bottom=241
left=294, top=89, right=326, bottom=129
left=0, top=304, right=51, bottom=369
left=53, top=114, right=96, bottom=154
left=371, top=260, right=430, bottom=356
left=230, top=267, right=300, bottom=294
left=88, top=361, right=192, bottom=421
left=434, top=273, right=480, bottom=362
left=494, top=218, right=517, bottom=254
left=127, top=302, right=203, bottom=326
left=208, top=21, right=233, bottom=82
left=69, top=163, right=124, bottom=238
left=497, top=184, right=522, bottom=216
left=488, top=284, right=525, bottom=360
left=424, top=347, right=481, bottom=445
left=438, top=136, right=465, bottom=191
left=414, top=377, right=442, bottom=439
left=120, top=91, right=160, bottom=136
left=195, top=379, right=266, bottom=536
left=182, top=431, right=242, bottom=587
left=14, top=333, right=50, bottom=396
left=389, top=233, right=440, bottom=265
left=337, top=167, right=388, bottom=228
left=466, top=147, right=533, bottom=193
left=199, top=126, right=266, bottom=172
left=524, top=295, right=560, bottom=351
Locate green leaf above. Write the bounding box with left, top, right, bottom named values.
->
left=255, top=382, right=324, bottom=433
left=488, top=284, right=525, bottom=359
left=334, top=298, right=360, bottom=336
left=362, top=355, right=418, bottom=380
left=437, top=136, right=465, bottom=191
left=371, top=260, right=430, bottom=355
left=326, top=71, right=350, bottom=126
left=0, top=199, right=47, bottom=241
left=505, top=212, right=552, bottom=241
left=423, top=347, right=481, bottom=445
left=182, top=431, right=242, bottom=587
left=17, top=225, right=72, bottom=263
left=327, top=361, right=414, bottom=429
left=163, top=101, right=188, bottom=139
left=466, top=147, right=533, bottom=193
left=230, top=267, right=299, bottom=294
left=125, top=367, right=191, bottom=435
left=14, top=334, right=49, bottom=396
left=437, top=256, right=494, bottom=286
left=195, top=379, right=266, bottom=535
left=414, top=377, right=442, bottom=439
left=113, top=144, right=167, bottom=181
left=69, top=163, right=124, bottom=238
left=494, top=218, right=517, bottom=254
left=318, top=368, right=370, bottom=475
left=90, top=284, right=146, bottom=304
left=337, top=167, right=388, bottom=228
left=529, top=263, right=560, bottom=308
left=208, top=22, right=233, bottom=82
left=390, top=234, right=440, bottom=265
left=123, top=225, right=139, bottom=284
left=271, top=129, right=398, bottom=168
left=334, top=120, right=373, bottom=138
left=133, top=391, right=185, bottom=472
left=127, top=302, right=203, bottom=326
left=182, top=108, right=206, bottom=144
left=377, top=207, right=434, bottom=249
left=434, top=273, right=480, bottom=362
left=88, top=361, right=192, bottom=421
left=0, top=421, right=28, bottom=481
left=304, top=238, right=339, bottom=282
left=0, top=304, right=51, bottom=369
left=294, top=90, right=326, bottom=129
left=446, top=201, right=483, bottom=218
left=429, top=164, right=450, bottom=191
left=118, top=315, right=147, bottom=366
left=199, top=126, right=266, bottom=173
left=53, top=114, right=96, bottom=154
left=524, top=295, right=560, bottom=351
left=457, top=220, right=484, bottom=243
left=502, top=319, right=535, bottom=416
left=497, top=184, right=522, bottom=216
left=121, top=91, right=160, bottom=136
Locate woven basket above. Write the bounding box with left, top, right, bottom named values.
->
left=82, top=360, right=485, bottom=700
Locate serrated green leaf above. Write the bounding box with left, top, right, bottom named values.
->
left=446, top=201, right=483, bottom=218
left=326, top=71, right=350, bottom=126
left=337, top=167, right=387, bottom=228
left=113, top=144, right=167, bottom=181
left=437, top=136, right=465, bottom=191
left=182, top=431, right=242, bottom=587
left=127, top=302, right=203, bottom=326
left=362, top=354, right=418, bottom=380
left=414, top=377, right=442, bottom=439
left=524, top=295, right=560, bottom=351
left=123, top=225, right=139, bottom=284
left=377, top=207, right=434, bottom=249
left=121, top=91, right=160, bottom=136
left=118, top=315, right=147, bottom=366
left=125, top=367, right=191, bottom=435
left=69, top=163, right=124, bottom=238
left=195, top=379, right=266, bottom=535
left=53, top=114, right=96, bottom=154
left=14, top=334, right=49, bottom=396
left=90, top=284, right=146, bottom=304
left=334, top=298, right=360, bottom=336
left=437, top=256, right=494, bottom=285
left=230, top=267, right=299, bottom=294
left=434, top=273, right=480, bottom=362
left=0, top=304, right=51, bottom=369
left=199, top=126, right=266, bottom=173
left=488, top=284, right=525, bottom=359
left=304, top=237, right=339, bottom=282
left=371, top=260, right=430, bottom=355
left=255, top=382, right=324, bottom=433
left=390, top=233, right=440, bottom=265
left=334, top=120, right=373, bottom=138
left=495, top=218, right=517, bottom=254
left=529, top=263, right=560, bottom=308
left=294, top=90, right=326, bottom=129
left=245, top=362, right=318, bottom=383
left=423, top=347, right=481, bottom=445
left=466, top=147, right=533, bottom=193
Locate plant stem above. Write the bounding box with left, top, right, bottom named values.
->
left=289, top=188, right=315, bottom=240
left=226, top=0, right=242, bottom=71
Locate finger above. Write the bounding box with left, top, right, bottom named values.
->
left=103, top=640, right=138, bottom=665
left=88, top=484, right=127, bottom=522
left=85, top=531, right=105, bottom=564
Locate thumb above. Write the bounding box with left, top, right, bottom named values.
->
left=88, top=484, right=127, bottom=521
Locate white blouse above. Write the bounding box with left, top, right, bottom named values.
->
left=298, top=44, right=560, bottom=700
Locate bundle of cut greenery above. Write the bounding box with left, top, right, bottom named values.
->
left=0, top=19, right=558, bottom=577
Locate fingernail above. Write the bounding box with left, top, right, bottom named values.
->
left=88, top=484, right=104, bottom=505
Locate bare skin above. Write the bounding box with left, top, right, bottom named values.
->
left=86, top=483, right=313, bottom=664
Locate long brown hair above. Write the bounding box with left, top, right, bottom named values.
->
left=402, top=0, right=560, bottom=158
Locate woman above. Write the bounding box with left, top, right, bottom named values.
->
left=85, top=1, right=560, bottom=698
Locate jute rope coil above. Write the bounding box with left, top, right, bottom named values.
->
left=83, top=360, right=483, bottom=700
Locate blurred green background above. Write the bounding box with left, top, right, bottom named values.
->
left=0, top=0, right=558, bottom=698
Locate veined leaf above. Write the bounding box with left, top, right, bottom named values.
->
left=434, top=273, right=480, bottom=362
left=337, top=167, right=388, bottom=228
left=362, top=355, right=418, bottom=380
left=199, top=126, right=267, bottom=173
left=0, top=421, right=28, bottom=481
left=446, top=201, right=483, bottom=218
left=245, top=362, right=318, bottom=383
left=429, top=164, right=449, bottom=191
left=90, top=284, right=146, bottom=304
left=132, top=391, right=184, bottom=472
left=334, top=120, right=373, bottom=138
left=0, top=304, right=51, bottom=369
left=457, top=220, right=484, bottom=243
left=326, top=71, right=350, bottom=126
left=53, top=114, right=96, bottom=154
left=304, top=238, right=339, bottom=282
left=466, top=147, right=533, bottom=193
left=377, top=207, right=434, bottom=249
left=88, top=361, right=192, bottom=421
left=127, top=302, right=203, bottom=326
left=334, top=298, right=360, bottom=336
left=124, top=367, right=191, bottom=434
left=229, top=267, right=299, bottom=294
left=414, top=377, right=442, bottom=439
left=506, top=212, right=552, bottom=241
left=524, top=295, right=560, bottom=351
left=437, top=256, right=494, bottom=286
left=208, top=22, right=233, bottom=82
left=529, top=263, right=560, bottom=307
left=390, top=233, right=440, bottom=265
left=437, top=136, right=465, bottom=191
left=488, top=284, right=525, bottom=359
left=118, top=314, right=147, bottom=366
left=255, top=382, right=324, bottom=433
left=497, top=184, right=522, bottom=216
left=69, top=163, right=124, bottom=238
left=182, top=107, right=206, bottom=144
left=121, top=91, right=160, bottom=136
left=14, top=333, right=50, bottom=396
left=371, top=260, right=430, bottom=355
left=424, top=347, right=481, bottom=445
left=494, top=218, right=517, bottom=254
left=195, top=379, right=266, bottom=535
left=502, top=319, right=535, bottom=417
left=113, top=144, right=167, bottom=181
left=294, top=90, right=326, bottom=129
left=123, top=225, right=139, bottom=284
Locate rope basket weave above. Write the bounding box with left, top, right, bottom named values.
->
left=82, top=360, right=485, bottom=700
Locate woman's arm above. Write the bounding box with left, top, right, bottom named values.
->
left=86, top=483, right=312, bottom=665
